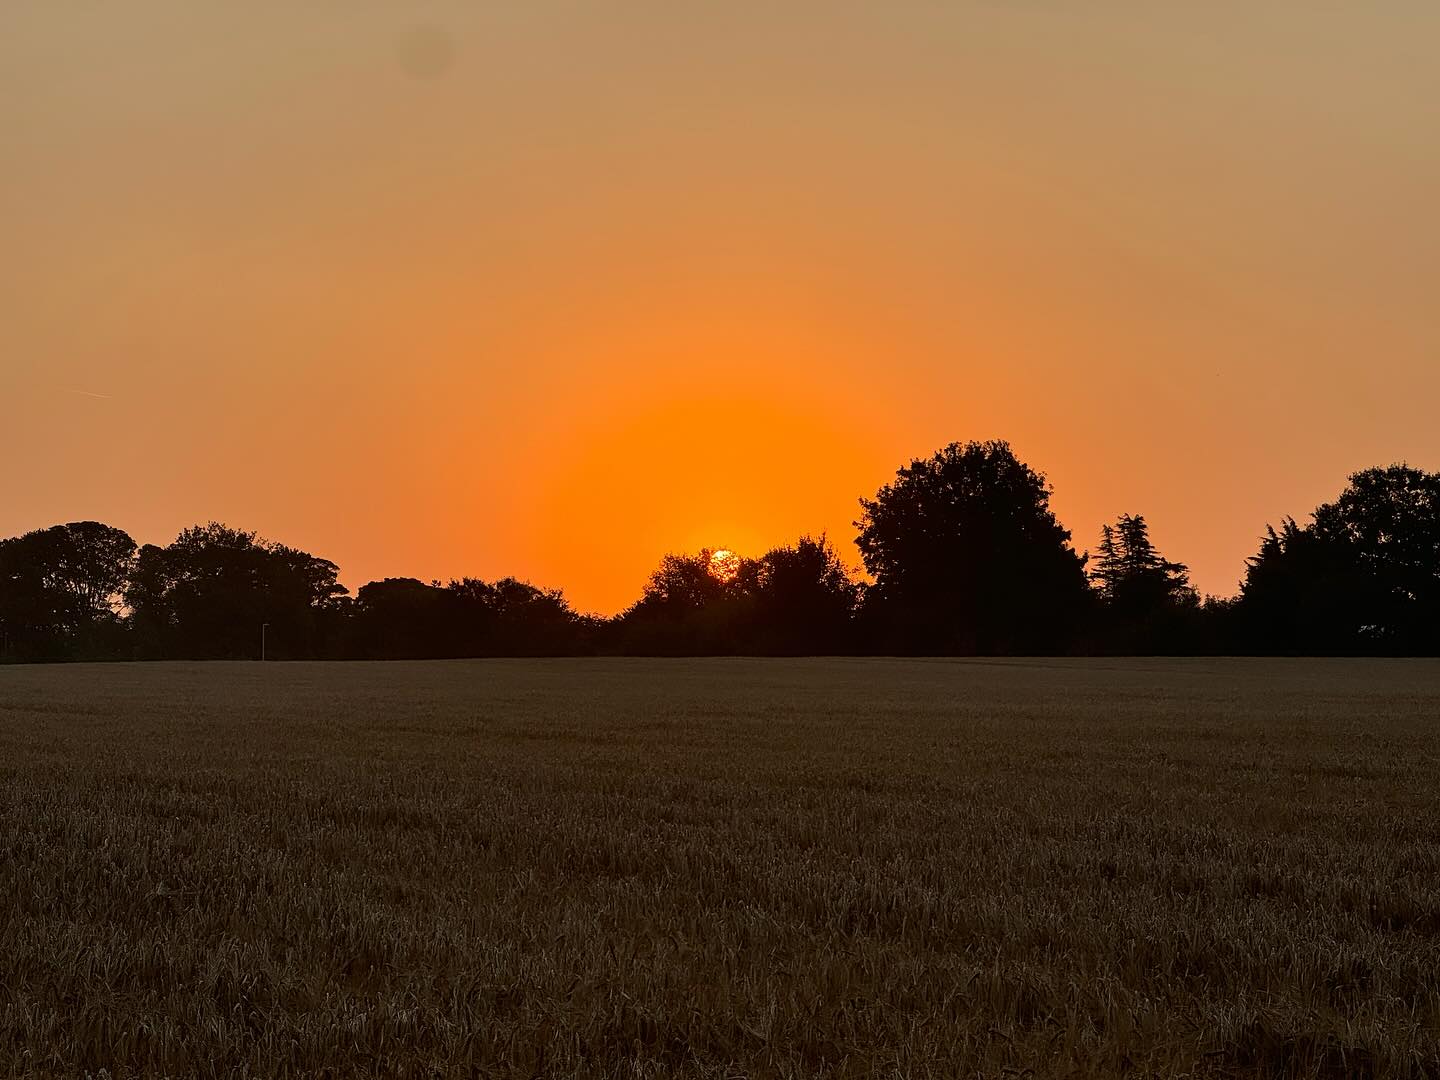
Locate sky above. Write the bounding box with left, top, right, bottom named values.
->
left=4, top=2, right=1438, bottom=614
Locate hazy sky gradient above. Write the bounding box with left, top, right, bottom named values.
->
left=6, top=2, right=1438, bottom=612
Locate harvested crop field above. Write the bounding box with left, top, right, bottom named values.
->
left=2, top=657, right=1439, bottom=1078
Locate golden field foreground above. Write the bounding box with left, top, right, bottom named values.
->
left=2, top=659, right=1439, bottom=1079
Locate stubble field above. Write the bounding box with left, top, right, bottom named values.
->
left=1, top=657, right=1439, bottom=1078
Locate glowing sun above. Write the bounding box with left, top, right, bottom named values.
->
left=708, top=548, right=742, bottom=583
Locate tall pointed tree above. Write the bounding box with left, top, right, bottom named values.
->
left=1092, top=514, right=1194, bottom=616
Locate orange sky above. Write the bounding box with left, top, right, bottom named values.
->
left=5, top=3, right=1438, bottom=614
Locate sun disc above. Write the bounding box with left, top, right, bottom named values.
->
left=708, top=548, right=741, bottom=583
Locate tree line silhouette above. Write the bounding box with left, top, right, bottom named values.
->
left=3, top=441, right=1437, bottom=660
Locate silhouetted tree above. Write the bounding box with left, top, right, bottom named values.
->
left=1239, top=519, right=1370, bottom=654
left=125, top=523, right=345, bottom=659
left=1089, top=514, right=1199, bottom=653
left=1240, top=465, right=1440, bottom=654
left=1090, top=514, right=1195, bottom=609
left=1091, top=524, right=1122, bottom=601
left=1313, top=465, right=1440, bottom=650
left=0, top=522, right=136, bottom=659
left=613, top=538, right=865, bottom=654
left=749, top=535, right=859, bottom=654
left=855, top=441, right=1090, bottom=653
left=641, top=550, right=753, bottom=612
left=613, top=549, right=760, bottom=654
left=341, top=574, right=590, bottom=658
left=446, top=577, right=592, bottom=656
left=347, top=578, right=458, bottom=659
